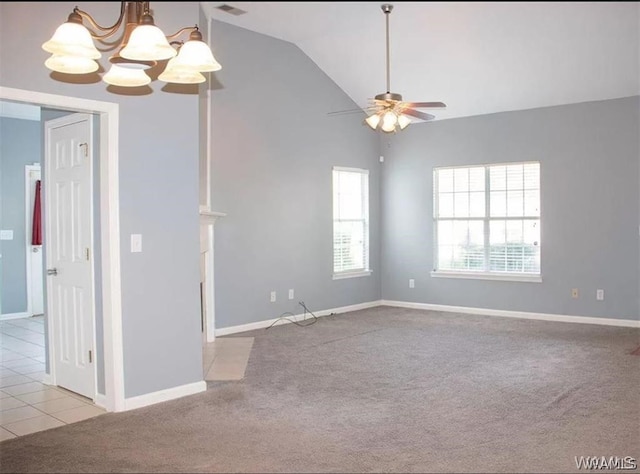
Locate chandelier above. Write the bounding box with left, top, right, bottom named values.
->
left=42, top=1, right=221, bottom=87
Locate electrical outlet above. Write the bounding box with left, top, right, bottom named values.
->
left=270, top=291, right=276, bottom=303
left=409, top=279, right=415, bottom=289
left=596, top=289, right=604, bottom=301
left=571, top=288, right=579, bottom=299
left=288, top=289, right=294, bottom=300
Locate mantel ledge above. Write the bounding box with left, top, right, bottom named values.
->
left=200, top=209, right=227, bottom=225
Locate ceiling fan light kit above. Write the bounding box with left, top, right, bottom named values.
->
left=42, top=1, right=221, bottom=88
left=365, top=4, right=446, bottom=133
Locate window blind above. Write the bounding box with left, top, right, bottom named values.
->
left=333, top=167, right=369, bottom=274
left=433, top=162, right=540, bottom=275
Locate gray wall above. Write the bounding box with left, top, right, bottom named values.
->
left=209, top=20, right=381, bottom=328
left=0, top=117, right=41, bottom=314
left=1, top=2, right=204, bottom=398
left=381, top=97, right=640, bottom=321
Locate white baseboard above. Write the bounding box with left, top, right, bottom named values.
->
left=94, top=393, right=107, bottom=409
left=123, top=380, right=207, bottom=411
left=1, top=312, right=30, bottom=321
left=380, top=300, right=640, bottom=328
left=216, top=299, right=639, bottom=335
left=42, top=373, right=54, bottom=385
left=215, top=300, right=383, bottom=336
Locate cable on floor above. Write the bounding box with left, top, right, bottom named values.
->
left=266, top=301, right=318, bottom=329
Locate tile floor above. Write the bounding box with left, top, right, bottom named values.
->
left=2, top=319, right=253, bottom=440
left=0, top=316, right=105, bottom=440
left=203, top=337, right=254, bottom=381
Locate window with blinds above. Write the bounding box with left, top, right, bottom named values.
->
left=333, top=167, right=370, bottom=278
left=433, top=162, right=540, bottom=277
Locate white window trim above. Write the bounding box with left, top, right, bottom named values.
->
left=431, top=270, right=542, bottom=283
left=332, top=166, right=370, bottom=278
left=432, top=161, right=541, bottom=280
left=333, top=166, right=370, bottom=174
left=332, top=270, right=373, bottom=280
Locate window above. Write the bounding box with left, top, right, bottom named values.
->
left=333, top=167, right=370, bottom=279
left=433, top=162, right=540, bottom=281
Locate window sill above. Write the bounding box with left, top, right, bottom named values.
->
left=431, top=271, right=542, bottom=283
left=333, top=270, right=372, bottom=280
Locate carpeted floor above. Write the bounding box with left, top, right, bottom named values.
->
left=1, top=306, right=639, bottom=473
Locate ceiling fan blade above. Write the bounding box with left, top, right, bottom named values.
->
left=404, top=102, right=447, bottom=108
left=402, top=109, right=436, bottom=121
left=327, top=108, right=370, bottom=116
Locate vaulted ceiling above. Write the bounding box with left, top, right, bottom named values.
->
left=203, top=1, right=639, bottom=121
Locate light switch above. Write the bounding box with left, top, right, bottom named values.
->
left=131, top=234, right=142, bottom=253
left=0, top=230, right=14, bottom=240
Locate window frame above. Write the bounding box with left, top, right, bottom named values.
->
left=431, top=161, right=542, bottom=283
left=332, top=166, right=371, bottom=280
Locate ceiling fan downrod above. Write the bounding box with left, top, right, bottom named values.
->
left=376, top=4, right=402, bottom=102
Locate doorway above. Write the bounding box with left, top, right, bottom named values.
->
left=0, top=86, right=124, bottom=412
left=25, top=164, right=44, bottom=317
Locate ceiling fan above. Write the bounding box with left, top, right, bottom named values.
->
left=330, top=4, right=446, bottom=133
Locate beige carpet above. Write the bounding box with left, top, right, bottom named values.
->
left=0, top=306, right=638, bottom=473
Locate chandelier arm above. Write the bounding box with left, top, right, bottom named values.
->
left=165, top=26, right=198, bottom=41
left=75, top=1, right=127, bottom=40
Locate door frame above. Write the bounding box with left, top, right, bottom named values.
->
left=24, top=163, right=42, bottom=317
left=0, top=86, right=124, bottom=412
left=44, top=113, right=97, bottom=400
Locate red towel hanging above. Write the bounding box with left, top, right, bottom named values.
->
left=31, top=180, right=42, bottom=246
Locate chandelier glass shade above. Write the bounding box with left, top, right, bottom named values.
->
left=44, top=54, right=100, bottom=75
left=158, top=60, right=206, bottom=84
left=43, top=22, right=101, bottom=59
left=42, top=2, right=221, bottom=87
left=119, top=24, right=177, bottom=61
left=103, top=64, right=152, bottom=87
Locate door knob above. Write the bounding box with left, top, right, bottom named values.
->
left=47, top=268, right=58, bottom=276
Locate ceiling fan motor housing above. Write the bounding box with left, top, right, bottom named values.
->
left=375, top=92, right=403, bottom=102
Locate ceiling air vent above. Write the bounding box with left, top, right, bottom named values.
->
left=215, top=4, right=247, bottom=16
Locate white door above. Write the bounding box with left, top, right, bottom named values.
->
left=26, top=165, right=44, bottom=315
left=45, top=113, right=95, bottom=400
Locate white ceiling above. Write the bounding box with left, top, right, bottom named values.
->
left=203, top=1, right=639, bottom=121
